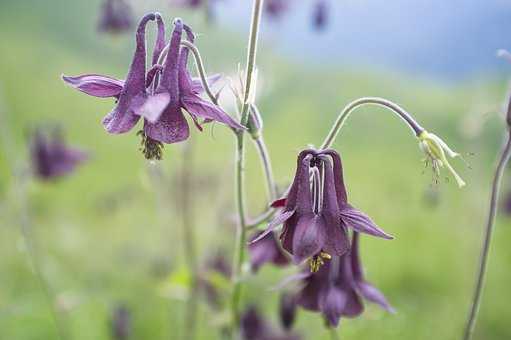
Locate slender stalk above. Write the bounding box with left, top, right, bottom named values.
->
left=231, top=0, right=264, bottom=335
left=180, top=140, right=199, bottom=340
left=254, top=136, right=277, bottom=203
left=329, top=328, right=340, bottom=340
left=320, top=97, right=425, bottom=150
left=463, top=130, right=511, bottom=340
left=181, top=40, right=217, bottom=105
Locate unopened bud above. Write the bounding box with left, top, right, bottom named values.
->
left=247, top=104, right=263, bottom=139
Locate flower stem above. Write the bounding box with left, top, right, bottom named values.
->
left=463, top=130, right=511, bottom=340
left=320, top=97, right=425, bottom=149
left=231, top=0, right=264, bottom=334
left=253, top=136, right=277, bottom=203
left=180, top=140, right=199, bottom=340
left=181, top=40, right=217, bottom=105
left=329, top=328, right=340, bottom=340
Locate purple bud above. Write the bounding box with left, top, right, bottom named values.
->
left=111, top=305, right=131, bottom=340
left=279, top=293, right=297, bottom=331
left=312, top=0, right=328, bottom=31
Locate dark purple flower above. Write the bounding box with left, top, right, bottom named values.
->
left=295, top=232, right=393, bottom=327
left=252, top=149, right=392, bottom=270
left=279, top=293, right=297, bottom=331
left=248, top=230, right=290, bottom=272
left=240, top=306, right=301, bottom=340
left=98, top=0, right=134, bottom=34
left=503, top=189, right=511, bottom=216
left=30, top=129, right=87, bottom=181
left=140, top=19, right=244, bottom=146
left=110, top=304, right=131, bottom=340
left=312, top=0, right=328, bottom=31
left=171, top=0, right=204, bottom=8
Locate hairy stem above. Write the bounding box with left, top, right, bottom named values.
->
left=180, top=141, right=199, bottom=340
left=463, top=130, right=511, bottom=340
left=231, top=0, right=264, bottom=335
left=181, top=40, right=217, bottom=105
left=320, top=97, right=425, bottom=149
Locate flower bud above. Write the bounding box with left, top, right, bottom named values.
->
left=279, top=293, right=297, bottom=331
left=418, top=131, right=465, bottom=188
left=247, top=104, right=263, bottom=139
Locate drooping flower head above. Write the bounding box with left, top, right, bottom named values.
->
left=248, top=230, right=290, bottom=272
left=98, top=0, right=134, bottom=34
left=312, top=0, right=328, bottom=31
left=252, top=148, right=392, bottom=272
left=295, top=232, right=393, bottom=327
left=63, top=14, right=241, bottom=160
left=30, top=128, right=88, bottom=181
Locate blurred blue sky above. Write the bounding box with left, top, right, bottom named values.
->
left=216, top=0, right=511, bottom=80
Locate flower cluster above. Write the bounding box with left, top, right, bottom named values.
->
left=253, top=148, right=392, bottom=272
left=63, top=13, right=242, bottom=160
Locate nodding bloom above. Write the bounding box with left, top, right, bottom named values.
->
left=110, top=305, right=131, bottom=340
left=63, top=14, right=238, bottom=159
left=295, top=232, right=393, bottom=327
left=252, top=148, right=392, bottom=271
left=418, top=131, right=466, bottom=187
left=248, top=230, right=290, bottom=272
left=98, top=0, right=134, bottom=34
left=30, top=129, right=87, bottom=181
left=312, top=0, right=328, bottom=30
left=241, top=306, right=301, bottom=340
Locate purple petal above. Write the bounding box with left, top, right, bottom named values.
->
left=191, top=74, right=222, bottom=94
left=319, top=287, right=346, bottom=327
left=62, top=74, right=124, bottom=98
left=292, top=215, right=325, bottom=264
left=271, top=272, right=311, bottom=291
left=144, top=105, right=190, bottom=144
left=356, top=281, right=395, bottom=313
left=248, top=231, right=289, bottom=272
left=136, top=93, right=170, bottom=123
left=181, top=94, right=245, bottom=130
left=145, top=64, right=163, bottom=88
left=249, top=210, right=295, bottom=244
left=151, top=14, right=166, bottom=66
left=320, top=149, right=348, bottom=205
left=340, top=204, right=393, bottom=239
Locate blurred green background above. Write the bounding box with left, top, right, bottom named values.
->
left=1, top=1, right=511, bottom=339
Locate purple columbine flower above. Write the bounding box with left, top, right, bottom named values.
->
left=295, top=232, right=393, bottom=327
left=64, top=14, right=238, bottom=159
left=252, top=149, right=392, bottom=271
left=30, top=129, right=88, bottom=181
left=248, top=230, right=290, bottom=272
left=241, top=306, right=301, bottom=340
left=98, top=0, right=134, bottom=34
left=264, top=0, right=290, bottom=19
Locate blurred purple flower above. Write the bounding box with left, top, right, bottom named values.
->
left=312, top=0, right=328, bottom=31
left=110, top=304, right=131, bottom=340
left=279, top=293, right=297, bottom=331
left=248, top=230, right=290, bottom=272
left=265, top=0, right=289, bottom=19
left=30, top=129, right=87, bottom=181
left=503, top=189, right=511, bottom=216
left=241, top=306, right=300, bottom=340
left=98, top=0, right=134, bottom=34
left=295, top=232, right=393, bottom=327
left=199, top=252, right=231, bottom=309
left=253, top=149, right=392, bottom=270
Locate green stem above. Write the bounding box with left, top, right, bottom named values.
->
left=329, top=328, right=340, bottom=340
left=463, top=130, right=511, bottom=340
left=230, top=0, right=264, bottom=335
left=180, top=141, right=199, bottom=340
left=320, top=97, right=425, bottom=150
left=181, top=40, right=217, bottom=105
left=253, top=136, right=277, bottom=203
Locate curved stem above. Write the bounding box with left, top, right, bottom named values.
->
left=246, top=208, right=276, bottom=230
left=181, top=40, right=218, bottom=105
left=254, top=136, right=277, bottom=203
left=320, top=97, right=425, bottom=150
left=180, top=141, right=199, bottom=340
left=463, top=130, right=511, bottom=340
left=231, top=0, right=264, bottom=335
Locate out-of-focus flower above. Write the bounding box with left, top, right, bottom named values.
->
left=248, top=230, right=290, bottom=272
left=312, top=0, right=328, bottom=31
left=252, top=149, right=392, bottom=271
left=30, top=128, right=87, bottom=181
left=98, top=0, right=134, bottom=34
left=503, top=189, right=511, bottom=216
left=199, top=252, right=231, bottom=309
left=110, top=304, right=131, bottom=340
left=240, top=306, right=301, bottom=340
left=295, top=232, right=393, bottom=327
left=265, top=0, right=289, bottom=19
left=279, top=293, right=297, bottom=331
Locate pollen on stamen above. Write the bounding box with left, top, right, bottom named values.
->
left=309, top=252, right=332, bottom=273
left=137, top=130, right=164, bottom=160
